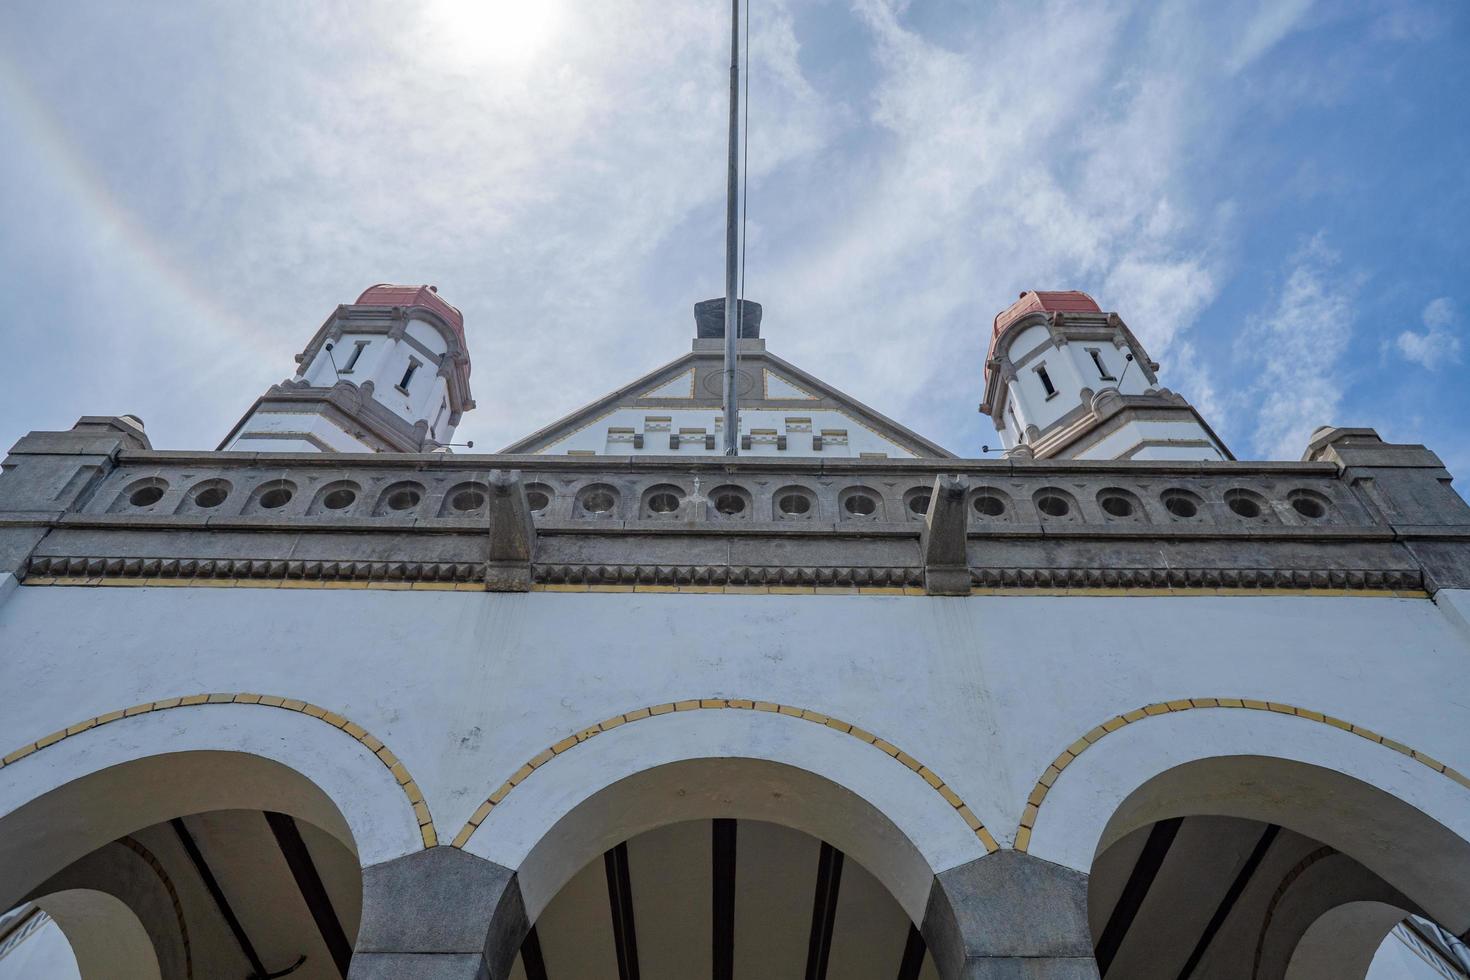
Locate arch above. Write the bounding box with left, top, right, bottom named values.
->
left=1284, top=901, right=1408, bottom=980
left=1034, top=717, right=1470, bottom=934
left=515, top=759, right=938, bottom=924
left=1017, top=698, right=1468, bottom=854
left=451, top=697, right=996, bottom=859
left=19, top=836, right=192, bottom=980
left=0, top=692, right=434, bottom=850
left=0, top=700, right=431, bottom=913
left=35, top=889, right=161, bottom=980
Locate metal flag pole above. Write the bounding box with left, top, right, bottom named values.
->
left=722, top=0, right=741, bottom=456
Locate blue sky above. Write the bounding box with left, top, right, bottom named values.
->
left=1, top=0, right=1466, bottom=475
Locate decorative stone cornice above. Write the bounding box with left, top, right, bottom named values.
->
left=2, top=421, right=1467, bottom=596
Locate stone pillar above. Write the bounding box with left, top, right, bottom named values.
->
left=350, top=847, right=527, bottom=980
left=0, top=416, right=150, bottom=607
left=1305, top=427, right=1470, bottom=593
left=922, top=475, right=971, bottom=596
left=922, top=851, right=1099, bottom=980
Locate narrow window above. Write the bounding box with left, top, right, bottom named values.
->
left=398, top=358, right=421, bottom=392
left=431, top=398, right=447, bottom=440
left=342, top=340, right=369, bottom=373
left=1088, top=348, right=1115, bottom=380
left=1036, top=364, right=1057, bottom=398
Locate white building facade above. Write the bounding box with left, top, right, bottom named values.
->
left=1, top=287, right=1468, bottom=980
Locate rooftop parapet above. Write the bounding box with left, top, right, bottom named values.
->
left=2, top=419, right=1468, bottom=597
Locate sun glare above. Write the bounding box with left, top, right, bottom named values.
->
left=423, top=0, right=564, bottom=71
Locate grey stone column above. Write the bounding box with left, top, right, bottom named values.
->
left=922, top=851, right=1099, bottom=980
left=0, top=416, right=150, bottom=608
left=350, top=847, right=527, bottom=980
left=1305, top=427, right=1470, bottom=593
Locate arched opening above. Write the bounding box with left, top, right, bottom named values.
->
left=1084, top=756, right=1470, bottom=979
left=0, top=750, right=376, bottom=979
left=511, top=818, right=939, bottom=980
left=36, top=889, right=161, bottom=980
left=499, top=758, right=949, bottom=979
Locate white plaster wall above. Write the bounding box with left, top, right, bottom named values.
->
left=404, top=319, right=449, bottom=357
left=301, top=332, right=387, bottom=388
left=1, top=587, right=1468, bottom=907
left=228, top=411, right=373, bottom=453
left=1075, top=419, right=1226, bottom=462
left=538, top=407, right=917, bottom=458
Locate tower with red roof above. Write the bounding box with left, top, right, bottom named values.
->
left=979, top=290, right=1230, bottom=461
left=220, top=285, right=476, bottom=453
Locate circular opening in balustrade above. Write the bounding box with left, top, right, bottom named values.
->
left=259, top=486, right=293, bottom=510
left=972, top=494, right=1006, bottom=518
left=714, top=493, right=746, bottom=516
left=1162, top=490, right=1199, bottom=519
left=777, top=492, right=812, bottom=517
left=1036, top=494, right=1070, bottom=518
left=451, top=489, right=486, bottom=512
left=387, top=488, right=421, bottom=511
left=1225, top=489, right=1262, bottom=518
left=129, top=485, right=165, bottom=507
left=527, top=489, right=551, bottom=513
left=906, top=491, right=931, bottom=516
left=322, top=488, right=356, bottom=510
left=581, top=489, right=617, bottom=515
left=843, top=493, right=877, bottom=517
left=1290, top=492, right=1327, bottom=519
left=1100, top=494, right=1134, bottom=518
left=194, top=486, right=227, bottom=509
left=647, top=492, right=681, bottom=515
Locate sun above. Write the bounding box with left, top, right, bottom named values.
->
left=422, top=0, right=565, bottom=72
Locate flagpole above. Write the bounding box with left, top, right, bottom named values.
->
left=722, top=0, right=741, bottom=456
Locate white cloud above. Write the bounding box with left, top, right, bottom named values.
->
left=1225, top=0, right=1316, bottom=74
left=1243, top=235, right=1359, bottom=460
left=0, top=1, right=1436, bottom=458
left=1394, top=297, right=1461, bottom=370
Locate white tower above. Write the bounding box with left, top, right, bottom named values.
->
left=221, top=285, right=475, bottom=453
left=979, top=290, right=1230, bottom=461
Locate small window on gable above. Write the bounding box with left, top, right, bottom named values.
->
left=398, top=358, right=421, bottom=392
left=1088, top=348, right=1115, bottom=381
left=342, top=340, right=369, bottom=373
left=1035, top=364, right=1057, bottom=398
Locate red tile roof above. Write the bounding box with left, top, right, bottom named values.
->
left=985, top=290, right=1101, bottom=380
left=354, top=284, right=469, bottom=384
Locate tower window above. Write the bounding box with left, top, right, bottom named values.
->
left=431, top=398, right=447, bottom=440
left=1035, top=364, right=1057, bottom=398
left=341, top=340, right=369, bottom=373
left=398, top=358, right=421, bottom=392
left=1088, top=348, right=1115, bottom=381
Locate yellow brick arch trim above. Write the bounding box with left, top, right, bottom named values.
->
left=0, top=693, right=437, bottom=848
left=453, top=697, right=998, bottom=854
left=1015, top=697, right=1470, bottom=852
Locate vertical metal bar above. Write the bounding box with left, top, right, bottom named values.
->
left=265, top=811, right=353, bottom=978
left=895, top=923, right=927, bottom=980
left=604, top=842, right=641, bottom=980
left=1094, top=816, right=1183, bottom=975
left=1174, top=824, right=1278, bottom=980
left=804, top=842, right=844, bottom=980
left=722, top=0, right=741, bottom=456
left=713, top=818, right=738, bottom=980
left=171, top=817, right=271, bottom=978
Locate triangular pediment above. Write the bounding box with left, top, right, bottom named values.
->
left=763, top=369, right=817, bottom=400
left=500, top=342, right=952, bottom=458
left=638, top=368, right=696, bottom=399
